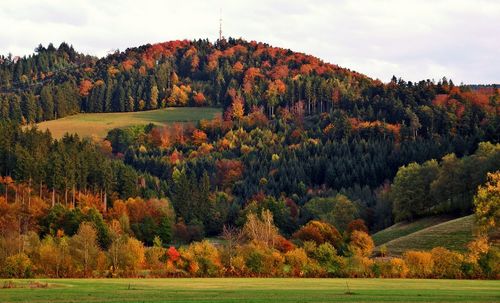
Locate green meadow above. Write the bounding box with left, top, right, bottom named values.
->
left=36, top=107, right=221, bottom=139
left=1, top=278, right=498, bottom=303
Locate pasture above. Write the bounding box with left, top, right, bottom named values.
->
left=372, top=215, right=455, bottom=246
left=0, top=278, right=499, bottom=303
left=36, top=107, right=221, bottom=139
left=374, top=215, right=475, bottom=255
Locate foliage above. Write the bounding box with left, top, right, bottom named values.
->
left=473, top=171, right=500, bottom=235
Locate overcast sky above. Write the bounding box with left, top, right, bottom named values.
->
left=0, top=0, right=498, bottom=84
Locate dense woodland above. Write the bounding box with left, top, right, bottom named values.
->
left=0, top=39, right=499, bottom=279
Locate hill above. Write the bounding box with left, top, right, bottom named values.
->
left=36, top=107, right=221, bottom=139
left=372, top=215, right=456, bottom=246
left=375, top=215, right=476, bottom=255
left=1, top=38, right=498, bottom=127
left=0, top=39, right=498, bottom=248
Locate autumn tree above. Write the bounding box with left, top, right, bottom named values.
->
left=474, top=172, right=500, bottom=235
left=243, top=210, right=280, bottom=248
left=70, top=222, right=100, bottom=276
left=292, top=220, right=342, bottom=248
left=348, top=231, right=374, bottom=257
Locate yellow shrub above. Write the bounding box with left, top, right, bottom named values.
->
left=377, top=257, right=409, bottom=278
left=430, top=247, right=464, bottom=279
left=403, top=250, right=433, bottom=278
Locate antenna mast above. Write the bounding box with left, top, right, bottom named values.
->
left=219, top=9, right=223, bottom=41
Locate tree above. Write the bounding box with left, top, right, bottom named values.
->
left=108, top=235, right=145, bottom=274
left=231, top=96, right=244, bottom=125
left=181, top=240, right=222, bottom=277
left=243, top=210, right=279, bottom=248
left=474, top=172, right=500, bottom=235
left=348, top=231, right=374, bottom=257
left=192, top=129, right=208, bottom=145
left=40, top=85, right=54, bottom=120
left=391, top=160, right=439, bottom=221
left=71, top=222, right=100, bottom=276
left=305, top=195, right=358, bottom=231
left=292, top=220, right=342, bottom=248
left=193, top=92, right=206, bottom=106
left=150, top=85, right=159, bottom=109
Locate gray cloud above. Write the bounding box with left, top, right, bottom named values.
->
left=0, top=0, right=498, bottom=84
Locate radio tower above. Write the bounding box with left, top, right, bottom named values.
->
left=219, top=9, right=223, bottom=41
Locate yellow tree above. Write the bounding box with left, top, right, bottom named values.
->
left=243, top=210, right=279, bottom=248
left=231, top=97, right=244, bottom=126
left=474, top=172, right=500, bottom=235
left=348, top=230, right=374, bottom=257
left=70, top=222, right=100, bottom=276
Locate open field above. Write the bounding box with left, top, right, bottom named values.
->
left=375, top=215, right=475, bottom=255
left=36, top=107, right=221, bottom=139
left=372, top=215, right=455, bottom=246
left=0, top=278, right=499, bottom=303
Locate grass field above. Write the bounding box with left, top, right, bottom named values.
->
left=375, top=215, right=475, bottom=255
left=372, top=215, right=455, bottom=246
left=36, top=107, right=221, bottom=139
left=0, top=278, right=499, bottom=303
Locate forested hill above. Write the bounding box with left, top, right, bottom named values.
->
left=0, top=38, right=499, bottom=236
left=1, top=38, right=498, bottom=129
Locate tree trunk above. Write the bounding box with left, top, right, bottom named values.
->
left=104, top=191, right=107, bottom=212
left=28, top=178, right=32, bottom=209
left=72, top=184, right=76, bottom=208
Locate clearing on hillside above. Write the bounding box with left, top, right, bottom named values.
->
left=36, top=107, right=221, bottom=139
left=375, top=215, right=475, bottom=255
left=0, top=278, right=498, bottom=303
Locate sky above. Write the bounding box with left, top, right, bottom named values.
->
left=0, top=0, right=499, bottom=84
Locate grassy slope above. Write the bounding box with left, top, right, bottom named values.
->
left=376, top=215, right=475, bottom=255
left=36, top=107, right=221, bottom=139
left=372, top=216, right=455, bottom=246
left=0, top=278, right=498, bottom=303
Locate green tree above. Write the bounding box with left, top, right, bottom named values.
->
left=391, top=160, right=439, bottom=221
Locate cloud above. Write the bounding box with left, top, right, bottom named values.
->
left=0, top=0, right=498, bottom=84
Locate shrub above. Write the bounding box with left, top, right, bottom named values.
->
left=345, top=255, right=374, bottom=278
left=430, top=247, right=464, bottom=279
left=284, top=248, right=317, bottom=277
left=181, top=240, right=222, bottom=277
left=478, top=245, right=500, bottom=279
left=3, top=253, right=33, bottom=278
left=376, top=257, right=409, bottom=278
left=403, top=250, right=433, bottom=278
left=311, top=242, right=345, bottom=277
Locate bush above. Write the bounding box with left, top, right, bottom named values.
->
left=478, top=245, right=500, bottom=279
left=311, top=242, right=345, bottom=277
left=284, top=248, right=317, bottom=277
left=345, top=255, right=374, bottom=278
left=181, top=240, right=222, bottom=277
left=403, top=250, right=433, bottom=278
left=3, top=253, right=33, bottom=278
left=430, top=247, right=464, bottom=279
left=376, top=257, right=409, bottom=278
